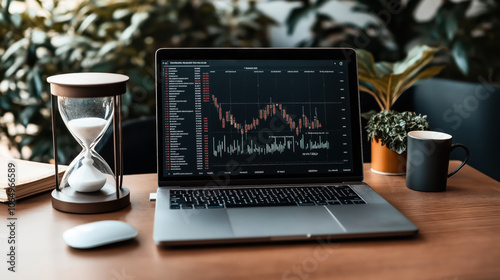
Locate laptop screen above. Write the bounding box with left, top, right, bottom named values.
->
left=156, top=48, right=363, bottom=186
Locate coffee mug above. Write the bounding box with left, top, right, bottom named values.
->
left=406, top=131, right=469, bottom=192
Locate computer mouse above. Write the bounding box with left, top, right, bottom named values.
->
left=63, top=220, right=138, bottom=249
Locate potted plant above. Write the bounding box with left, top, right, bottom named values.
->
left=365, top=111, right=429, bottom=174
left=357, top=45, right=444, bottom=174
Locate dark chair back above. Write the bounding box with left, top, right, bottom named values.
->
left=96, top=117, right=157, bottom=175
left=413, top=78, right=500, bottom=182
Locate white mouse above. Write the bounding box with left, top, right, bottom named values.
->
left=63, top=220, right=138, bottom=249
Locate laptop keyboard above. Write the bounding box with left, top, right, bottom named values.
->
left=169, top=185, right=365, bottom=209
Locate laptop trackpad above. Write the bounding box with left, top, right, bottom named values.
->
left=227, top=206, right=345, bottom=238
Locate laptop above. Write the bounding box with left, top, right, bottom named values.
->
left=153, top=48, right=417, bottom=246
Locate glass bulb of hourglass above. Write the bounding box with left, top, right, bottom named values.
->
left=67, top=117, right=109, bottom=192
left=57, top=95, right=114, bottom=193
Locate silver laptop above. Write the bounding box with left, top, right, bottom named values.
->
left=153, top=48, right=417, bottom=246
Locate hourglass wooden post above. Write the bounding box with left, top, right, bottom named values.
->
left=48, top=73, right=130, bottom=214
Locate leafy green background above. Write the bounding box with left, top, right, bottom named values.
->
left=284, top=0, right=500, bottom=82
left=0, top=0, right=275, bottom=163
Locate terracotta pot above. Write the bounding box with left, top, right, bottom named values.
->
left=370, top=138, right=407, bottom=175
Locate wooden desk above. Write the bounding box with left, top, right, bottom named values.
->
left=2, top=162, right=500, bottom=280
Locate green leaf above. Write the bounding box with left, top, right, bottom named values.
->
left=392, top=45, right=441, bottom=76
left=31, top=29, right=47, bottom=44
left=77, top=13, right=99, bottom=34
left=285, top=6, right=311, bottom=35
left=392, top=65, right=446, bottom=107
left=131, top=11, right=149, bottom=26
left=19, top=106, right=39, bottom=127
left=27, top=68, right=44, bottom=98
left=50, top=35, right=73, bottom=47
left=358, top=45, right=445, bottom=110
left=452, top=40, right=469, bottom=76
left=5, top=56, right=26, bottom=78
left=359, top=76, right=390, bottom=96
left=51, top=11, right=74, bottom=23
left=0, top=95, right=11, bottom=110
left=1, top=38, right=28, bottom=63
left=113, top=8, right=132, bottom=20
left=98, top=41, right=119, bottom=57
left=10, top=13, right=22, bottom=28
left=119, top=12, right=149, bottom=42
left=445, top=14, right=458, bottom=41
left=375, top=62, right=394, bottom=77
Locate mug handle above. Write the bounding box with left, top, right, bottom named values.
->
left=448, top=144, right=470, bottom=178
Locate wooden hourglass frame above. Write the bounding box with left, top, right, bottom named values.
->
left=48, top=73, right=130, bottom=214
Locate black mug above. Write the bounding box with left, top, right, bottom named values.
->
left=406, top=131, right=469, bottom=192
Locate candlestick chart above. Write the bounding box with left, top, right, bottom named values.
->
left=206, top=70, right=346, bottom=166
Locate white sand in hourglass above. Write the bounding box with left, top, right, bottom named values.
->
left=67, top=117, right=109, bottom=192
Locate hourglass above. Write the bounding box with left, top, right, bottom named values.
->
left=48, top=73, right=130, bottom=213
